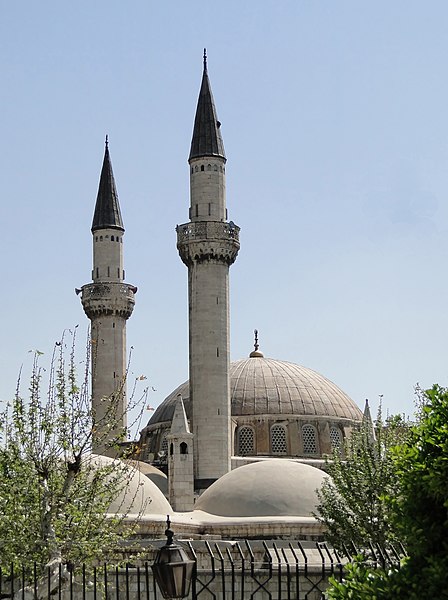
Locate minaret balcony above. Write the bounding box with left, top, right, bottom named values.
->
left=176, top=221, right=240, bottom=267
left=81, top=282, right=136, bottom=319
left=177, top=221, right=239, bottom=244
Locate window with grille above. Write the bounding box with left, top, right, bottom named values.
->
left=271, top=424, right=287, bottom=454
left=160, top=435, right=168, bottom=457
left=330, top=426, right=343, bottom=450
left=302, top=424, right=318, bottom=454
left=238, top=427, right=254, bottom=456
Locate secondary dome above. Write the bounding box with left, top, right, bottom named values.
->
left=147, top=356, right=361, bottom=425
left=88, top=454, right=172, bottom=515
left=127, top=460, right=168, bottom=495
left=194, top=459, right=328, bottom=517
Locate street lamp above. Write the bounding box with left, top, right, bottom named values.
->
left=152, top=516, right=195, bottom=599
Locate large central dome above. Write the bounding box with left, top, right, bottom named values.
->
left=147, top=356, right=361, bottom=425
left=140, top=354, right=362, bottom=461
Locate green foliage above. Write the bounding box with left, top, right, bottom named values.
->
left=388, top=384, right=448, bottom=598
left=326, top=557, right=404, bottom=599
left=325, top=385, right=448, bottom=599
left=316, top=406, right=407, bottom=550
left=0, top=331, right=143, bottom=573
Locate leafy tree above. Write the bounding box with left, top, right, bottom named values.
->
left=316, top=405, right=408, bottom=550
left=0, top=330, right=147, bottom=575
left=388, top=384, right=448, bottom=598
left=325, top=558, right=402, bottom=599
left=325, top=385, right=448, bottom=599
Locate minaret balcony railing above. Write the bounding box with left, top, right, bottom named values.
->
left=176, top=221, right=240, bottom=245
left=81, top=282, right=136, bottom=319
left=82, top=282, right=136, bottom=300
left=177, top=220, right=240, bottom=267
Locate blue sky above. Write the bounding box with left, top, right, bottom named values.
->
left=2, top=1, right=448, bottom=435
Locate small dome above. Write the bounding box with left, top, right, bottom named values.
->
left=194, top=460, right=328, bottom=517
left=129, top=460, right=168, bottom=495
left=89, top=454, right=171, bottom=515
left=148, top=357, right=361, bottom=425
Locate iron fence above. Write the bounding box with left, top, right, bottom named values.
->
left=0, top=540, right=405, bottom=600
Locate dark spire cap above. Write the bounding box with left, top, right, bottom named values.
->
left=91, top=138, right=124, bottom=233
left=189, top=51, right=226, bottom=161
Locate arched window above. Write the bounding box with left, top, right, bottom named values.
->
left=238, top=426, right=254, bottom=456
left=271, top=424, right=287, bottom=454
left=330, top=426, right=343, bottom=450
left=207, top=164, right=211, bottom=171
left=302, top=424, right=318, bottom=455
left=200, top=164, right=204, bottom=171
left=111, top=235, right=114, bottom=241
left=180, top=442, right=188, bottom=454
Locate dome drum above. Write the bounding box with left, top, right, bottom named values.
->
left=232, top=416, right=351, bottom=458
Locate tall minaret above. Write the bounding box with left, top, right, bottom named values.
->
left=79, top=138, right=136, bottom=455
left=177, top=52, right=240, bottom=490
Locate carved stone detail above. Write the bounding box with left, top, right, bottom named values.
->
left=177, top=221, right=240, bottom=267
left=81, top=282, right=136, bottom=319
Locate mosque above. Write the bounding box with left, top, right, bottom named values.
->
left=78, top=52, right=364, bottom=539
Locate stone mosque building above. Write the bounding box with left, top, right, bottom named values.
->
left=78, top=52, right=364, bottom=539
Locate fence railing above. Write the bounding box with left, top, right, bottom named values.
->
left=0, top=540, right=406, bottom=600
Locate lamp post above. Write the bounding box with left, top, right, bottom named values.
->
left=152, top=516, right=195, bottom=599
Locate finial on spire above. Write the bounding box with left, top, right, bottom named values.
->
left=203, top=48, right=207, bottom=71
left=249, top=329, right=264, bottom=358
left=105, top=134, right=109, bottom=149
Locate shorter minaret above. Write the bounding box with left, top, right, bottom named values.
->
left=79, top=138, right=136, bottom=455
left=167, top=395, right=194, bottom=511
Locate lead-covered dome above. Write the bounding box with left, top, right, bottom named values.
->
left=140, top=354, right=362, bottom=462
left=147, top=356, right=361, bottom=425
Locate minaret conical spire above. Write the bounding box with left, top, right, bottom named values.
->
left=362, top=399, right=377, bottom=444
left=92, top=137, right=124, bottom=232
left=189, top=50, right=226, bottom=161
left=170, top=395, right=191, bottom=435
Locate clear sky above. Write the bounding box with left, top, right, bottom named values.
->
left=2, top=1, right=448, bottom=435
